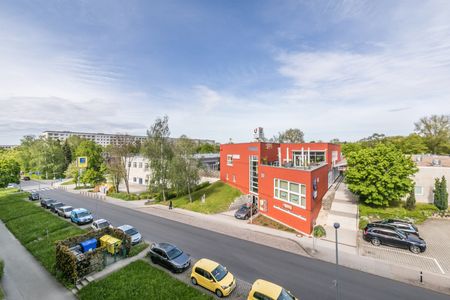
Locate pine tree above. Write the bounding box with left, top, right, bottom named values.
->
left=440, top=176, right=448, bottom=211
left=405, top=186, right=416, bottom=210
left=434, top=178, right=442, bottom=210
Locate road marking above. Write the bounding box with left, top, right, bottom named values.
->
left=433, top=258, right=446, bottom=275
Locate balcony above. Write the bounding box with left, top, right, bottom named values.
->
left=261, top=160, right=327, bottom=171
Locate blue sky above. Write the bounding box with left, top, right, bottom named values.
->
left=1, top=0, right=449, bottom=144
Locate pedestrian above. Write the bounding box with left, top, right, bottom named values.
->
left=169, top=199, right=173, bottom=210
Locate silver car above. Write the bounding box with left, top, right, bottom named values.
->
left=57, top=206, right=74, bottom=218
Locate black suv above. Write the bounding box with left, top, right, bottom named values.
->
left=40, top=198, right=57, bottom=209
left=363, top=225, right=426, bottom=254
left=370, top=219, right=419, bottom=235
left=148, top=242, right=191, bottom=273
left=29, top=192, right=40, bottom=201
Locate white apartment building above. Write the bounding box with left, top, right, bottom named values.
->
left=412, top=154, right=449, bottom=207
left=125, top=155, right=151, bottom=186
left=41, top=131, right=146, bottom=147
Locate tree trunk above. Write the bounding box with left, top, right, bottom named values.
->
left=187, top=180, right=192, bottom=203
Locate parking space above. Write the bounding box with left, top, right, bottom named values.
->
left=359, top=219, right=450, bottom=275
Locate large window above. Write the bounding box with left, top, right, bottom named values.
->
left=227, top=155, right=233, bottom=166
left=309, top=151, right=326, bottom=163
left=274, top=178, right=306, bottom=208
left=249, top=155, right=258, bottom=194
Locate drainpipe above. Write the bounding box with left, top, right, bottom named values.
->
left=278, top=147, right=282, bottom=166
left=286, top=147, right=289, bottom=164
left=308, top=147, right=310, bottom=166
left=301, top=147, right=304, bottom=167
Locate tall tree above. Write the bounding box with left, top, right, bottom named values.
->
left=405, top=185, right=416, bottom=210
left=345, top=143, right=418, bottom=207
left=414, top=114, right=450, bottom=154
left=273, top=128, right=305, bottom=143
left=170, top=135, right=201, bottom=202
left=142, top=116, right=173, bottom=201
left=440, top=176, right=448, bottom=211
left=0, top=157, right=20, bottom=187
left=75, top=140, right=105, bottom=185
left=434, top=176, right=448, bottom=211
left=62, top=140, right=72, bottom=171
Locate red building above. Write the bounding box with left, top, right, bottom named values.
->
left=220, top=142, right=342, bottom=235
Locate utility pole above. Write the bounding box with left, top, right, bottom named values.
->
left=334, top=222, right=340, bottom=300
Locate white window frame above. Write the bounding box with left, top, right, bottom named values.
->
left=227, top=155, right=233, bottom=166
left=273, top=178, right=306, bottom=209
left=415, top=186, right=424, bottom=196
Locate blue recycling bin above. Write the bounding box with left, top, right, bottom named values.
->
left=80, top=238, right=97, bottom=253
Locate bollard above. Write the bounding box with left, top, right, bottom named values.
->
left=420, top=271, right=423, bottom=283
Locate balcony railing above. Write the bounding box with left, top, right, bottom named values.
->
left=261, top=160, right=326, bottom=171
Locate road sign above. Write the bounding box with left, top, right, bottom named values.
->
left=77, top=157, right=88, bottom=168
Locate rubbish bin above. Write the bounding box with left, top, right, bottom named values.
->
left=100, top=235, right=112, bottom=248
left=80, top=238, right=97, bottom=253
left=99, top=235, right=122, bottom=255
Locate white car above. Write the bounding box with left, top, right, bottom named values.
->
left=7, top=183, right=19, bottom=188
left=117, top=225, right=142, bottom=245
left=57, top=206, right=74, bottom=218
left=91, top=219, right=113, bottom=231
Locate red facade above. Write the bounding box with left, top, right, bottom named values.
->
left=220, top=142, right=341, bottom=235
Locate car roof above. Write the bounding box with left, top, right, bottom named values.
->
left=73, top=208, right=88, bottom=213
left=94, top=219, right=109, bottom=224
left=252, top=279, right=283, bottom=298
left=157, top=242, right=176, bottom=252
left=194, top=258, right=220, bottom=272
left=118, top=225, right=133, bottom=230
left=60, top=206, right=72, bottom=209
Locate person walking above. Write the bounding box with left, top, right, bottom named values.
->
left=169, top=199, right=173, bottom=210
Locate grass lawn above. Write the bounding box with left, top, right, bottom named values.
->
left=60, top=180, right=75, bottom=185
left=359, top=202, right=438, bottom=229
left=77, top=260, right=213, bottom=300
left=0, top=189, right=85, bottom=287
left=162, top=181, right=242, bottom=214
left=128, top=242, right=149, bottom=257
left=251, top=214, right=297, bottom=233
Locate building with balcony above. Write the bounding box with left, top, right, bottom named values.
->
left=220, top=142, right=342, bottom=235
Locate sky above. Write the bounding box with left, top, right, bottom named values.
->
left=0, top=0, right=449, bottom=144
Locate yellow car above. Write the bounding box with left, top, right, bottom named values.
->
left=247, top=279, right=297, bottom=300
left=190, top=258, right=236, bottom=297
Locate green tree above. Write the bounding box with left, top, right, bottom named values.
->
left=142, top=116, right=174, bottom=201
left=64, top=161, right=79, bottom=185
left=196, top=143, right=220, bottom=153
left=170, top=135, right=201, bottom=202
left=434, top=176, right=448, bottom=211
left=345, top=143, right=418, bottom=207
left=405, top=185, right=416, bottom=210
left=341, top=142, right=364, bottom=157
left=441, top=176, right=448, bottom=211
left=414, top=114, right=450, bottom=154
left=434, top=177, right=442, bottom=210
left=62, top=140, right=72, bottom=171
left=75, top=140, right=105, bottom=185
left=273, top=128, right=305, bottom=143
left=0, top=157, right=20, bottom=187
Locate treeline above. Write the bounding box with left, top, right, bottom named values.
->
left=341, top=115, right=450, bottom=156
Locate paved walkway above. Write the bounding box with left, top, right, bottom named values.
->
left=0, top=222, right=74, bottom=300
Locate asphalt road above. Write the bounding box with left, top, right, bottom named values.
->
left=38, top=187, right=450, bottom=300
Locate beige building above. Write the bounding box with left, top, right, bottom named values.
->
left=126, top=155, right=151, bottom=186
left=412, top=155, right=450, bottom=206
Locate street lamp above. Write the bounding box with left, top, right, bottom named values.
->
left=334, top=222, right=340, bottom=300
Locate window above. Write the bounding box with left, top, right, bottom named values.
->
left=133, top=162, right=137, bottom=168
left=415, top=186, right=424, bottom=196
left=133, top=177, right=137, bottom=182
left=227, top=155, right=233, bottom=166
left=274, top=178, right=306, bottom=208
left=139, top=162, right=143, bottom=168
left=128, top=162, right=131, bottom=168
left=309, top=151, right=326, bottom=163
left=253, top=292, right=271, bottom=300
left=144, top=163, right=149, bottom=170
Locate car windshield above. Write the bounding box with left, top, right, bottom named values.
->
left=211, top=265, right=228, bottom=281
left=78, top=212, right=90, bottom=218
left=125, top=228, right=138, bottom=236
left=166, top=247, right=183, bottom=259
left=98, top=221, right=110, bottom=229
left=64, top=207, right=73, bottom=212
left=277, top=289, right=295, bottom=300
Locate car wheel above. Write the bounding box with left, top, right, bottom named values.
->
left=215, top=289, right=223, bottom=298
left=410, top=245, right=421, bottom=254
left=191, top=277, right=197, bottom=285
left=371, top=238, right=381, bottom=246
left=150, top=256, right=157, bottom=264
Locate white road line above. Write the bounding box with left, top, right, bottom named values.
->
left=433, top=258, right=446, bottom=275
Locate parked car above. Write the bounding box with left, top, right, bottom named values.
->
left=91, top=219, right=113, bottom=231
left=191, top=258, right=236, bottom=298
left=57, top=206, right=74, bottom=218
left=29, top=192, right=40, bottom=201
left=248, top=279, right=297, bottom=300
left=49, top=202, right=65, bottom=213
left=40, top=198, right=57, bottom=208
left=369, top=219, right=419, bottom=235
left=117, top=225, right=142, bottom=245
left=149, top=242, right=191, bottom=273
left=22, top=176, right=31, bottom=181
left=363, top=224, right=426, bottom=254
left=7, top=183, right=19, bottom=189
left=70, top=208, right=94, bottom=225
left=234, top=203, right=258, bottom=220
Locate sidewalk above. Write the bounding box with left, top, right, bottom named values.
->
left=0, top=221, right=74, bottom=300
left=58, top=186, right=450, bottom=295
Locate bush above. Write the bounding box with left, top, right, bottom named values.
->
left=405, top=188, right=416, bottom=210
left=313, top=225, right=326, bottom=238
left=193, top=181, right=210, bottom=192
left=0, top=259, right=4, bottom=280
left=128, top=242, right=149, bottom=257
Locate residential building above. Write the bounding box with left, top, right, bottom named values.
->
left=0, top=145, right=18, bottom=150
left=220, top=142, right=342, bottom=235
left=412, top=155, right=450, bottom=207
left=41, top=130, right=216, bottom=147
left=126, top=155, right=151, bottom=186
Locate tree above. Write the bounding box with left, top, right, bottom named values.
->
left=359, top=133, right=386, bottom=148
left=434, top=177, right=442, bottom=210
left=170, top=135, right=201, bottom=202
left=0, top=157, right=20, bottom=187
left=64, top=161, right=79, bottom=186
left=74, top=140, right=105, bottom=186
left=434, top=176, right=448, bottom=211
left=142, top=116, right=173, bottom=201
left=273, top=128, right=305, bottom=143
left=196, top=143, right=220, bottom=153
left=405, top=185, right=416, bottom=210
left=414, top=114, right=450, bottom=154
left=341, top=142, right=364, bottom=157
left=62, top=140, right=72, bottom=171
left=345, top=143, right=418, bottom=207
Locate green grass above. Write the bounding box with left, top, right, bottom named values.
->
left=60, top=180, right=75, bottom=185
left=77, top=260, right=213, bottom=300
left=0, top=190, right=85, bottom=288
left=128, top=242, right=149, bottom=257
left=109, top=192, right=142, bottom=201
left=359, top=202, right=438, bottom=229
left=162, top=181, right=242, bottom=214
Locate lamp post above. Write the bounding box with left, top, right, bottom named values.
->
left=334, top=222, right=340, bottom=300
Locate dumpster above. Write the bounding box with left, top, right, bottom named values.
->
left=80, top=238, right=97, bottom=253
left=100, top=235, right=122, bottom=254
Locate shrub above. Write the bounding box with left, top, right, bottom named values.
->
left=405, top=187, right=416, bottom=210
left=313, top=225, right=326, bottom=238
left=193, top=181, right=210, bottom=192
left=0, top=259, right=4, bottom=280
